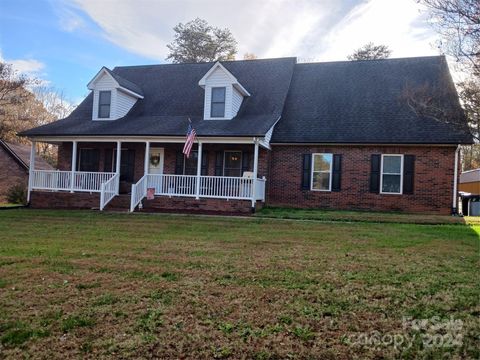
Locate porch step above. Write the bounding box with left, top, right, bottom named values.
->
left=104, top=194, right=131, bottom=211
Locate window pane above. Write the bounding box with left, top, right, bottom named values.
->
left=99, top=91, right=111, bottom=105
left=212, top=87, right=226, bottom=102
left=211, top=103, right=225, bottom=117
left=224, top=168, right=241, bottom=177
left=313, top=154, right=332, bottom=172
left=79, top=149, right=99, bottom=172
left=224, top=151, right=242, bottom=177
left=184, top=151, right=198, bottom=175
left=99, top=104, right=110, bottom=118
left=383, top=156, right=401, bottom=174
left=312, top=172, right=330, bottom=190
left=382, top=174, right=401, bottom=193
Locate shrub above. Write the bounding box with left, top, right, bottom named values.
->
left=6, top=184, right=27, bottom=205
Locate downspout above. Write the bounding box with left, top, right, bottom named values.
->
left=452, top=145, right=460, bottom=215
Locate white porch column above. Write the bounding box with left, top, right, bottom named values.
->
left=27, top=141, right=36, bottom=202
left=70, top=141, right=77, bottom=192
left=116, top=141, right=121, bottom=195
left=144, top=141, right=150, bottom=176
left=195, top=141, right=202, bottom=200
left=251, top=140, right=259, bottom=207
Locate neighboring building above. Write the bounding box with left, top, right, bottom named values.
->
left=20, top=56, right=472, bottom=214
left=459, top=169, right=480, bottom=195
left=0, top=140, right=53, bottom=202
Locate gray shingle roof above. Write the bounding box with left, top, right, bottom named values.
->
left=21, top=55, right=472, bottom=144
left=0, top=141, right=53, bottom=170
left=103, top=67, right=144, bottom=97
left=272, top=56, right=472, bottom=144
left=21, top=58, right=296, bottom=138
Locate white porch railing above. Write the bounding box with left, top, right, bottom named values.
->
left=129, top=174, right=267, bottom=211
left=199, top=176, right=253, bottom=199
left=31, top=170, right=117, bottom=193
left=31, top=170, right=72, bottom=191
left=100, top=173, right=119, bottom=211
left=147, top=174, right=198, bottom=197
left=130, top=174, right=147, bottom=212
left=73, top=172, right=116, bottom=192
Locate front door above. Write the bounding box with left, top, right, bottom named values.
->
left=148, top=148, right=164, bottom=174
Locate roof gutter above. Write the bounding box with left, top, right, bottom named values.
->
left=452, top=145, right=460, bottom=215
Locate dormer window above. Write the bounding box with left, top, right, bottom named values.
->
left=199, top=62, right=250, bottom=120
left=98, top=91, right=111, bottom=118
left=211, top=87, right=226, bottom=118
left=88, top=67, right=143, bottom=121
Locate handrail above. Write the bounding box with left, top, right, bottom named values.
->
left=130, top=174, right=147, bottom=212
left=31, top=170, right=116, bottom=193
left=100, top=173, right=119, bottom=210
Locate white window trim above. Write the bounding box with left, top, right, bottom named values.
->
left=380, top=154, right=404, bottom=195
left=93, top=89, right=117, bottom=121
left=210, top=87, right=226, bottom=119
left=97, top=90, right=112, bottom=119
left=310, top=153, right=333, bottom=192
left=223, top=150, right=243, bottom=177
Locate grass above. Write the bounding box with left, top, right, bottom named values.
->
left=0, top=209, right=478, bottom=359
left=256, top=206, right=476, bottom=225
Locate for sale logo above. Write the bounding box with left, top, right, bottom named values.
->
left=343, top=316, right=463, bottom=350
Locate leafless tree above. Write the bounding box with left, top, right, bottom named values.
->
left=419, top=0, right=479, bottom=75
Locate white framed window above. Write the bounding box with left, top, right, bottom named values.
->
left=311, top=153, right=333, bottom=191
left=211, top=87, right=226, bottom=118
left=380, top=154, right=403, bottom=194
left=98, top=90, right=111, bottom=118
left=223, top=150, right=242, bottom=177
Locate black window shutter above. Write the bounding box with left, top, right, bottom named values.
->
left=175, top=151, right=184, bottom=175
left=242, top=152, right=252, bottom=174
left=301, top=154, right=312, bottom=190
left=332, top=154, right=342, bottom=192
left=201, top=151, right=209, bottom=175
left=370, top=154, right=381, bottom=193
left=403, top=155, right=415, bottom=194
left=215, top=151, right=224, bottom=176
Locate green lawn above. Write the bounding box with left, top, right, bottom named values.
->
left=0, top=210, right=478, bottom=359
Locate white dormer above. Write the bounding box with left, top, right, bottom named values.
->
left=199, top=62, right=250, bottom=120
left=87, top=67, right=144, bottom=121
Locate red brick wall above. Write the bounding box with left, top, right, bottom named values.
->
left=142, top=196, right=255, bottom=215
left=30, top=191, right=99, bottom=209
left=0, top=146, right=28, bottom=202
left=268, top=145, right=457, bottom=214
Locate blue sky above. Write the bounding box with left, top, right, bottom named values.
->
left=0, top=0, right=439, bottom=104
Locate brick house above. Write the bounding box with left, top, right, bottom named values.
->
left=0, top=140, right=53, bottom=202
left=20, top=56, right=472, bottom=214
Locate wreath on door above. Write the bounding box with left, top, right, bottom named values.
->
left=150, top=154, right=160, bottom=167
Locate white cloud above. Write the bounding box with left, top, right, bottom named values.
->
left=65, top=0, right=440, bottom=64
left=314, top=0, right=439, bottom=61
left=68, top=0, right=341, bottom=61
left=0, top=51, right=45, bottom=75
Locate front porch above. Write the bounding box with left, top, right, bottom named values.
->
left=28, top=139, right=268, bottom=213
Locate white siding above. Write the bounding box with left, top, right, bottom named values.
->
left=91, top=72, right=137, bottom=120
left=460, top=169, right=480, bottom=183
left=231, top=87, right=243, bottom=117
left=260, top=123, right=276, bottom=148
left=203, top=67, right=239, bottom=120
left=115, top=89, right=137, bottom=118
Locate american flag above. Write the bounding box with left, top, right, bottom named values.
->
left=182, top=122, right=196, bottom=158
